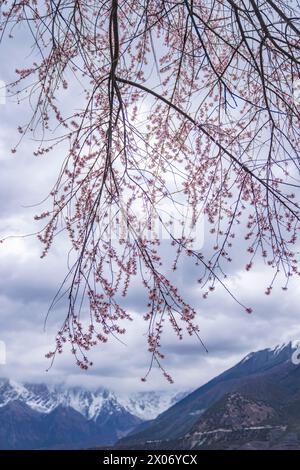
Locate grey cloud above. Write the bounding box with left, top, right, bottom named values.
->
left=1, top=28, right=300, bottom=395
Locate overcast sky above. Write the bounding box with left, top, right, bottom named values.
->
left=0, top=27, right=300, bottom=395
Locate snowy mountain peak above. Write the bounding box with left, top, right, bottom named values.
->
left=267, top=342, right=295, bottom=355
left=0, top=378, right=187, bottom=422
left=239, top=340, right=298, bottom=367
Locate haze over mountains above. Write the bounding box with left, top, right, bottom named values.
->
left=0, top=379, right=186, bottom=449
left=1, top=341, right=300, bottom=450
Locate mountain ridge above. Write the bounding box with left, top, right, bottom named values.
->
left=116, top=341, right=300, bottom=449
left=1, top=340, right=300, bottom=449
left=0, top=377, right=188, bottom=448
left=0, top=377, right=187, bottom=421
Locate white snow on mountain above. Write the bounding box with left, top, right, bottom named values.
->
left=240, top=352, right=255, bottom=364
left=268, top=343, right=289, bottom=355
left=119, top=390, right=189, bottom=420
left=267, top=341, right=300, bottom=355
left=0, top=378, right=188, bottom=422
left=240, top=340, right=298, bottom=365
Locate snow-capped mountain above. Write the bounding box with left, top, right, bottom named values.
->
left=0, top=378, right=188, bottom=449
left=119, top=390, right=189, bottom=420
left=117, top=341, right=300, bottom=449
left=0, top=378, right=187, bottom=422
left=1, top=341, right=299, bottom=449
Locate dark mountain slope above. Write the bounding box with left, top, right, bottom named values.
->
left=0, top=401, right=102, bottom=449
left=0, top=401, right=44, bottom=450
left=117, top=342, right=300, bottom=448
